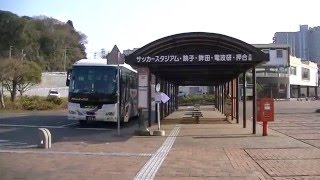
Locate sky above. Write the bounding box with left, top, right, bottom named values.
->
left=1, top=0, right=319, bottom=58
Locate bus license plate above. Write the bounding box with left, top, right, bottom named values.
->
left=86, top=116, right=95, bottom=121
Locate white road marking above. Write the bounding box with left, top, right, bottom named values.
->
left=0, top=139, right=35, bottom=149
left=0, top=115, right=28, bottom=119
left=60, top=122, right=79, bottom=127
left=0, top=124, right=113, bottom=131
left=0, top=150, right=153, bottom=157
left=0, top=124, right=62, bottom=128
left=0, top=142, right=28, bottom=146
left=73, top=127, right=114, bottom=131
left=133, top=125, right=181, bottom=180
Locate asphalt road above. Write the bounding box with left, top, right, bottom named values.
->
left=0, top=111, right=139, bottom=149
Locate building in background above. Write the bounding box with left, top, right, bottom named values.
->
left=253, top=44, right=318, bottom=99
left=289, top=57, right=318, bottom=98
left=123, top=48, right=139, bottom=56
left=308, top=26, right=320, bottom=61
left=253, top=44, right=290, bottom=99
left=106, top=45, right=125, bottom=64
left=274, top=25, right=320, bottom=62
left=179, top=86, right=209, bottom=96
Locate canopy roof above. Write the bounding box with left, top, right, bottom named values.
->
left=126, top=32, right=269, bottom=86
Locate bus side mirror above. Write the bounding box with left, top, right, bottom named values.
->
left=66, top=69, right=71, bottom=86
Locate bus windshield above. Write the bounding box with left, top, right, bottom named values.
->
left=70, top=66, right=117, bottom=94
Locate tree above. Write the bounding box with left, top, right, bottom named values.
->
left=17, top=61, right=42, bottom=96
left=101, top=48, right=106, bottom=58
left=0, top=10, right=26, bottom=58
left=2, top=58, right=41, bottom=101
left=66, top=20, right=74, bottom=28
left=239, top=73, right=252, bottom=83
left=0, top=11, right=87, bottom=71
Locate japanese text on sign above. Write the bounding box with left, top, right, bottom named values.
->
left=135, top=54, right=253, bottom=63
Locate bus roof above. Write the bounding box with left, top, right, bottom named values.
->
left=73, top=59, right=137, bottom=73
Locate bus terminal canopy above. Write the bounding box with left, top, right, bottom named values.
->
left=125, top=32, right=269, bottom=86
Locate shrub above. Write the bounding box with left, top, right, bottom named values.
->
left=179, top=94, right=215, bottom=105
left=19, top=96, right=49, bottom=110
left=46, top=96, right=63, bottom=105
left=3, top=97, right=22, bottom=109
left=1, top=95, right=67, bottom=111
left=58, top=98, right=68, bottom=109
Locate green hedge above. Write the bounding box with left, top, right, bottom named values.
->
left=179, top=94, right=215, bottom=106
left=2, top=95, right=67, bottom=111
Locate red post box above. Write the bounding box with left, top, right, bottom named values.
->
left=257, top=98, right=274, bottom=136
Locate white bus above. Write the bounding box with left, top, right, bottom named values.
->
left=66, top=59, right=138, bottom=126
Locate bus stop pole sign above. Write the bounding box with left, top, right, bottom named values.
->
left=155, top=83, right=161, bottom=130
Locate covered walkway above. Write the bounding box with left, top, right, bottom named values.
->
left=126, top=32, right=269, bottom=134
left=161, top=105, right=229, bottom=125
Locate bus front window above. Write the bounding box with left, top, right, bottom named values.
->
left=95, top=74, right=116, bottom=94
left=70, top=66, right=117, bottom=95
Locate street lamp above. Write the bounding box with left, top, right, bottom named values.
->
left=9, top=46, right=13, bottom=59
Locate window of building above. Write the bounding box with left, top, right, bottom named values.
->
left=290, top=66, right=296, bottom=75
left=276, top=49, right=283, bottom=58
left=301, top=67, right=310, bottom=80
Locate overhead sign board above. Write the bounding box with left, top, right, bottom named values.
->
left=134, top=54, right=253, bottom=64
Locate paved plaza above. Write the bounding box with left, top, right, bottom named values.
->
left=0, top=100, right=320, bottom=179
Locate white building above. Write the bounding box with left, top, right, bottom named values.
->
left=289, top=57, right=318, bottom=98
left=179, top=86, right=209, bottom=95
left=253, top=44, right=319, bottom=99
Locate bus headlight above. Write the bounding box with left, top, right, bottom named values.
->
left=69, top=110, right=77, bottom=115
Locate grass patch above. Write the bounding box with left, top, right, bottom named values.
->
left=1, top=95, right=67, bottom=111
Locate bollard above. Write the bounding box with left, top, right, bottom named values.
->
left=262, top=122, right=268, bottom=136
left=38, top=128, right=52, bottom=149
left=43, top=128, right=52, bottom=148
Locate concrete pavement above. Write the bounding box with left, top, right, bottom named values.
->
left=0, top=101, right=320, bottom=179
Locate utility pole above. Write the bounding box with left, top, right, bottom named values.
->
left=117, top=52, right=121, bottom=136
left=21, top=49, right=24, bottom=60
left=9, top=46, right=13, bottom=59
left=64, top=47, right=67, bottom=72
